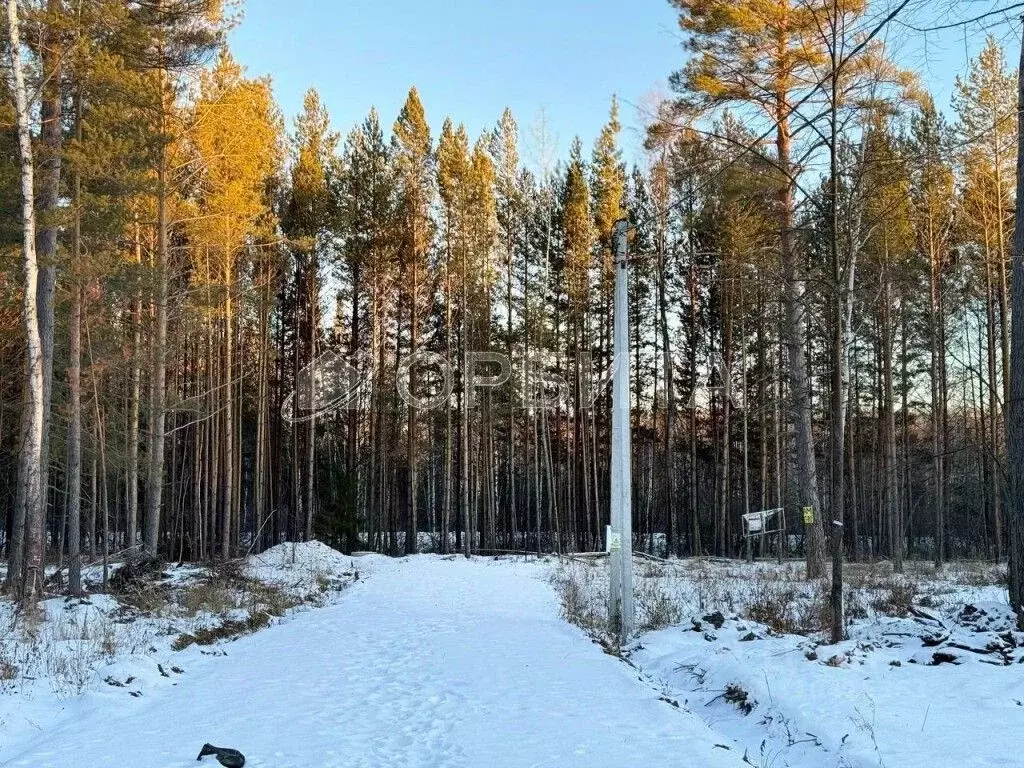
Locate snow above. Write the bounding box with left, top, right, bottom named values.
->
left=634, top=615, right=1024, bottom=768
left=247, top=540, right=365, bottom=575
left=0, top=542, right=365, bottom=759
left=243, top=540, right=384, bottom=600
left=0, top=554, right=749, bottom=768
left=559, top=557, right=1023, bottom=768
left=0, top=550, right=1018, bottom=768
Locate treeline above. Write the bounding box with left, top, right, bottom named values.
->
left=0, top=0, right=1019, bottom=602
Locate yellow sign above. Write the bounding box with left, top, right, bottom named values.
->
left=802, top=506, right=814, bottom=525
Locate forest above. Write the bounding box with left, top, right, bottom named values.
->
left=1, top=0, right=1022, bottom=609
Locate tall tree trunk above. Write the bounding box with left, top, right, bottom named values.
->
left=719, top=314, right=732, bottom=556
left=688, top=234, right=701, bottom=555
left=346, top=261, right=360, bottom=551
left=881, top=270, right=900, bottom=571
left=254, top=257, right=270, bottom=552
left=986, top=240, right=1002, bottom=560
left=995, top=127, right=1011, bottom=424
left=145, top=70, right=170, bottom=557
left=461, top=243, right=471, bottom=558
left=304, top=263, right=316, bottom=543
left=34, top=0, right=63, bottom=585
left=67, top=101, right=84, bottom=596
left=443, top=255, right=453, bottom=554
left=658, top=212, right=677, bottom=558
left=1004, top=25, right=1024, bottom=615
left=7, top=0, right=44, bottom=601
left=127, top=219, right=143, bottom=549
left=778, top=112, right=826, bottom=578
left=221, top=256, right=234, bottom=559
left=929, top=233, right=946, bottom=566
left=406, top=257, right=419, bottom=555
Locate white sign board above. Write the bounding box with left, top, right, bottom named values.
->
left=742, top=508, right=782, bottom=537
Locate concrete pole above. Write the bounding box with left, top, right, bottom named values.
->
left=609, top=218, right=634, bottom=645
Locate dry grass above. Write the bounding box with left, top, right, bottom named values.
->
left=31, top=606, right=126, bottom=698
left=549, top=555, right=973, bottom=642
left=172, top=610, right=274, bottom=651
left=0, top=658, right=17, bottom=682
left=944, top=561, right=1006, bottom=587
left=551, top=558, right=690, bottom=638
left=870, top=579, right=918, bottom=617
left=0, top=546, right=357, bottom=705
left=0, top=558, right=310, bottom=698
left=551, top=562, right=607, bottom=638
left=746, top=582, right=803, bottom=635
left=119, top=584, right=170, bottom=614
left=636, top=577, right=683, bottom=632
left=182, top=581, right=237, bottom=617
left=168, top=562, right=304, bottom=651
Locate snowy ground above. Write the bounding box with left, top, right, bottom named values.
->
left=1, top=553, right=749, bottom=768
left=0, top=550, right=1016, bottom=768
left=556, top=556, right=1021, bottom=768
left=0, top=542, right=366, bottom=763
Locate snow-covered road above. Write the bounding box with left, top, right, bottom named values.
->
left=3, top=556, right=746, bottom=768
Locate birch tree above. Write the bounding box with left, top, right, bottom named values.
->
left=5, top=0, right=45, bottom=602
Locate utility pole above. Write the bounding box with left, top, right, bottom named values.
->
left=828, top=0, right=845, bottom=644
left=609, top=218, right=634, bottom=646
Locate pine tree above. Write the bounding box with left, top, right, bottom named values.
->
left=954, top=39, right=1017, bottom=563
left=466, top=135, right=499, bottom=550
left=909, top=100, right=956, bottom=565
left=392, top=87, right=434, bottom=555
left=859, top=119, right=914, bottom=570
left=338, top=108, right=396, bottom=550
left=129, top=0, right=222, bottom=558
left=491, top=107, right=524, bottom=548
left=283, top=88, right=339, bottom=542
left=189, top=50, right=282, bottom=558
left=561, top=138, right=593, bottom=550
left=955, top=36, right=1017, bottom=408
left=668, top=0, right=848, bottom=576
left=437, top=118, right=472, bottom=553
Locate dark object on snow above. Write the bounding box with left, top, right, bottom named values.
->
left=108, top=552, right=164, bottom=593
left=197, top=744, right=246, bottom=768
left=702, top=611, right=725, bottom=630
left=957, top=603, right=1016, bottom=633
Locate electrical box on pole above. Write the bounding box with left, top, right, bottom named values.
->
left=608, top=218, right=634, bottom=646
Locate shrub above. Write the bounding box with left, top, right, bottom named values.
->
left=870, top=580, right=917, bottom=617
left=746, top=583, right=802, bottom=635
left=551, top=563, right=606, bottom=638
left=0, top=659, right=16, bottom=682
left=636, top=579, right=682, bottom=632
left=182, top=581, right=237, bottom=617
left=119, top=584, right=170, bottom=614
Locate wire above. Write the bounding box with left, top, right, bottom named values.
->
left=631, top=0, right=914, bottom=232
left=897, top=1, right=1024, bottom=32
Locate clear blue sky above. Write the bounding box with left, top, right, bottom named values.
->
left=229, top=1, right=1019, bottom=168
left=229, top=0, right=682, bottom=166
